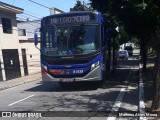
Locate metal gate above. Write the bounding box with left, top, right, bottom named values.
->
left=22, top=49, right=28, bottom=76
left=2, top=49, right=21, bottom=80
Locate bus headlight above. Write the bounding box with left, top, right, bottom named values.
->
left=91, top=61, right=99, bottom=70
left=42, top=64, right=47, bottom=71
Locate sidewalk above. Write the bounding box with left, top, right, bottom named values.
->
left=142, top=57, right=159, bottom=120
left=0, top=72, right=41, bottom=91
left=142, top=57, right=155, bottom=112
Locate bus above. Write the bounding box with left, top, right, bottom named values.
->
left=34, top=11, right=115, bottom=85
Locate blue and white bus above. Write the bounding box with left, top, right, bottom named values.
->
left=34, top=11, right=114, bottom=85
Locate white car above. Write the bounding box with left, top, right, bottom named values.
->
left=118, top=50, right=129, bottom=60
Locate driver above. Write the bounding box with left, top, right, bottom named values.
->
left=69, top=26, right=86, bottom=54
left=57, top=29, right=67, bottom=54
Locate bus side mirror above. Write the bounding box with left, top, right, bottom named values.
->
left=34, top=28, right=40, bottom=50
left=34, top=28, right=40, bottom=46
left=34, top=33, right=38, bottom=46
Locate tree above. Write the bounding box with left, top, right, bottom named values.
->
left=90, top=0, right=154, bottom=70
left=70, top=0, right=90, bottom=11
left=90, top=0, right=160, bottom=110
left=118, top=26, right=131, bottom=45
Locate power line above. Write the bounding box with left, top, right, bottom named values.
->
left=17, top=17, right=40, bottom=29
left=28, top=0, right=68, bottom=12
left=0, top=1, right=42, bottom=20
left=28, top=0, right=54, bottom=10
left=23, top=12, right=41, bottom=19
left=0, top=1, right=42, bottom=35
left=17, top=17, right=40, bottom=23
left=17, top=14, right=41, bottom=21
left=24, top=10, right=43, bottom=17
left=0, top=25, right=35, bottom=34
left=0, top=2, right=41, bottom=19
left=44, top=0, right=68, bottom=11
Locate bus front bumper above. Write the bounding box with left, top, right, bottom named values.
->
left=42, top=65, right=101, bottom=82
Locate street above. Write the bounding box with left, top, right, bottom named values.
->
left=0, top=49, right=142, bottom=120
left=0, top=0, right=159, bottom=119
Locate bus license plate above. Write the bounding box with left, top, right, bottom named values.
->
left=61, top=78, right=74, bottom=82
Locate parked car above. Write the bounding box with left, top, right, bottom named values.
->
left=124, top=46, right=133, bottom=56
left=118, top=50, right=129, bottom=60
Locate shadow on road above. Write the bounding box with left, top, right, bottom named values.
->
left=143, top=65, right=155, bottom=112
left=25, top=55, right=139, bottom=92
left=25, top=67, right=132, bottom=92
left=25, top=81, right=101, bottom=92
left=25, top=68, right=136, bottom=92
left=21, top=55, right=141, bottom=114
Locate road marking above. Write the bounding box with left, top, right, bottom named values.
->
left=107, top=67, right=133, bottom=120
left=8, top=94, right=34, bottom=106
left=117, top=67, right=139, bottom=70
left=139, top=63, right=147, bottom=120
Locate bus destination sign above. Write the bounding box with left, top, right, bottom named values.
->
left=43, top=14, right=97, bottom=25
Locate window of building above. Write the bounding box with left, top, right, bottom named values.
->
left=18, top=29, right=26, bottom=36
left=1, top=18, right=12, bottom=34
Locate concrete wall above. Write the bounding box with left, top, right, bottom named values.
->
left=19, top=42, right=40, bottom=75
left=18, top=21, right=41, bottom=75
left=0, top=11, right=41, bottom=80
left=0, top=10, right=20, bottom=49
left=17, top=21, right=40, bottom=38
left=0, top=10, right=24, bottom=80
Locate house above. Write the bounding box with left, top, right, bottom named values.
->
left=0, top=2, right=40, bottom=81
left=16, top=7, right=65, bottom=78
left=17, top=20, right=40, bottom=76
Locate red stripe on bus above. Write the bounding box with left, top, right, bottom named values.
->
left=50, top=70, right=61, bottom=75
left=41, top=70, right=48, bottom=74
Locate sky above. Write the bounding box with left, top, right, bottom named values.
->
left=0, top=0, right=89, bottom=20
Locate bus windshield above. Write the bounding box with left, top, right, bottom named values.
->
left=41, top=24, right=99, bottom=56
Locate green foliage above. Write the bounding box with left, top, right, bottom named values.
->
left=90, top=0, right=160, bottom=110
left=90, top=0, right=123, bottom=42
left=70, top=0, right=87, bottom=11
left=90, top=0, right=160, bottom=47
left=118, top=26, right=130, bottom=45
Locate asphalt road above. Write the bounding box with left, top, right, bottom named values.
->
left=0, top=49, right=140, bottom=120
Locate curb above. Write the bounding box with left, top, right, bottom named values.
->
left=0, top=77, right=41, bottom=91
left=139, top=57, right=147, bottom=120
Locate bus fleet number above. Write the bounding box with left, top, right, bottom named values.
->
left=73, top=70, right=83, bottom=74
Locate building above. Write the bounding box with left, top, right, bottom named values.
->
left=0, top=2, right=40, bottom=81
left=16, top=7, right=66, bottom=77
left=17, top=20, right=40, bottom=39
left=17, top=20, right=40, bottom=76
left=0, top=2, right=23, bottom=81
left=50, top=7, right=64, bottom=15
